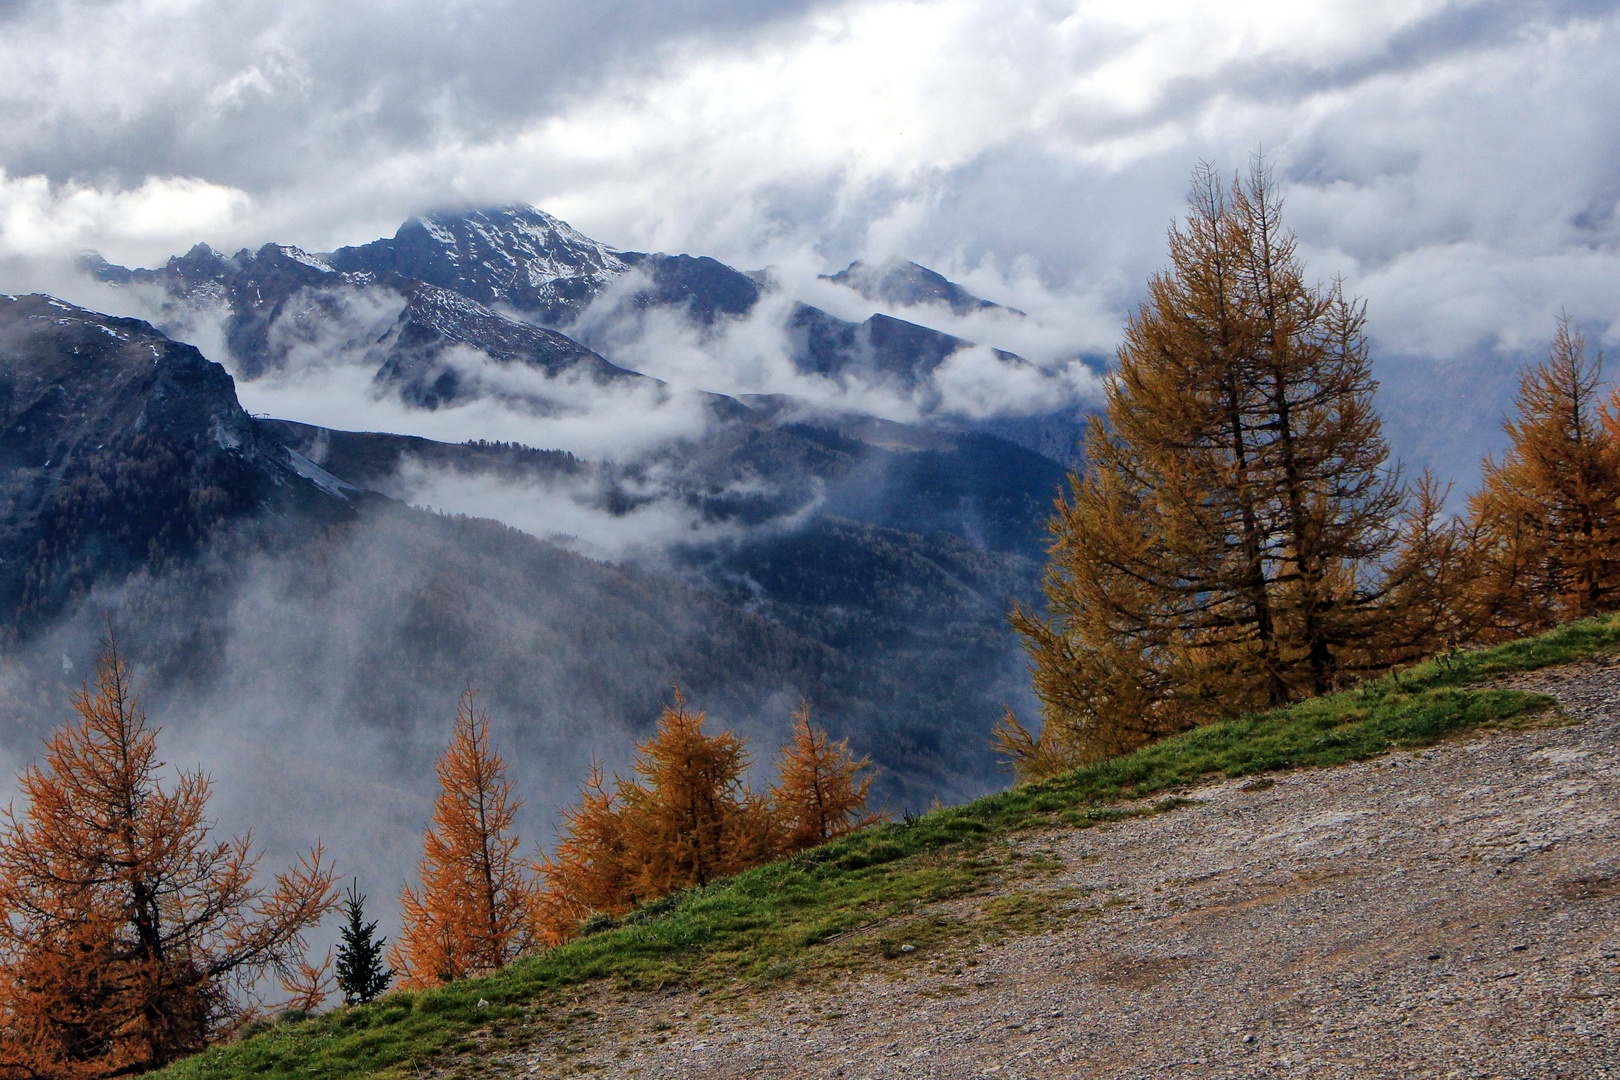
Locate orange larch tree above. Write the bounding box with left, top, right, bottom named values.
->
left=532, top=762, right=633, bottom=945
left=391, top=686, right=536, bottom=989
left=1468, top=317, right=1620, bottom=635
left=1009, top=159, right=1409, bottom=776
left=770, top=702, right=882, bottom=853
left=620, top=689, right=774, bottom=897
left=0, top=630, right=337, bottom=1080
left=536, top=691, right=880, bottom=945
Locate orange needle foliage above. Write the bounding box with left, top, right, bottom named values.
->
left=619, top=688, right=775, bottom=897
left=536, top=690, right=882, bottom=944
left=532, top=761, right=631, bottom=946
left=1468, top=317, right=1620, bottom=635
left=391, top=687, right=536, bottom=989
left=0, top=631, right=337, bottom=1080
left=770, top=702, right=883, bottom=854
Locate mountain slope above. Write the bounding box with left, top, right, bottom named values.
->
left=324, top=205, right=630, bottom=324
left=149, top=615, right=1620, bottom=1080
left=377, top=279, right=638, bottom=407
left=0, top=293, right=354, bottom=631
left=823, top=258, right=1021, bottom=317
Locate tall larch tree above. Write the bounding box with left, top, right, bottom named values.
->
left=1009, top=158, right=1409, bottom=777
left=770, top=703, right=883, bottom=853
left=0, top=630, right=336, bottom=1080
left=1468, top=317, right=1620, bottom=636
left=620, top=689, right=773, bottom=897
left=391, top=686, right=536, bottom=989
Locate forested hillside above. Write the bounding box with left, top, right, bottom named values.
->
left=0, top=284, right=1061, bottom=852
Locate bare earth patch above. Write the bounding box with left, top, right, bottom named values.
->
left=491, top=661, right=1620, bottom=1079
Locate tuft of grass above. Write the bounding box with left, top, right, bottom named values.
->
left=158, top=615, right=1615, bottom=1080
left=978, top=888, right=1083, bottom=937
left=1422, top=614, right=1620, bottom=682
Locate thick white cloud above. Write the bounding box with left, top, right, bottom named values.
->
left=0, top=0, right=1615, bottom=482
left=0, top=171, right=247, bottom=257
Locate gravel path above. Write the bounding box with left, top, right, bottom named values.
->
left=506, top=659, right=1620, bottom=1079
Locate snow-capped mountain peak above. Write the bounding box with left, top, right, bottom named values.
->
left=324, top=204, right=629, bottom=324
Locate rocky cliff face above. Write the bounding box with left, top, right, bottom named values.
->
left=0, top=294, right=353, bottom=630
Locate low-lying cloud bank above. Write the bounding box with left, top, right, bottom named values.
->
left=0, top=499, right=867, bottom=951
left=569, top=271, right=1105, bottom=425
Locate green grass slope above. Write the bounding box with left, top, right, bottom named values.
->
left=163, top=615, right=1620, bottom=1080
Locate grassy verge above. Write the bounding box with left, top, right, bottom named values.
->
left=163, top=615, right=1620, bottom=1080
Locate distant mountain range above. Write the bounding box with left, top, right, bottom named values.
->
left=0, top=206, right=1094, bottom=897
left=82, top=205, right=1063, bottom=426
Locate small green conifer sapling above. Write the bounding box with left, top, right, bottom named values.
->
left=335, top=880, right=394, bottom=1005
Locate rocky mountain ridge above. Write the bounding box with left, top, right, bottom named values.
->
left=84, top=237, right=643, bottom=406
left=324, top=206, right=630, bottom=324
left=82, top=204, right=1052, bottom=432
left=0, top=293, right=357, bottom=629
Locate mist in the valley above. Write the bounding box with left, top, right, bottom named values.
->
left=0, top=264, right=1060, bottom=953
left=0, top=500, right=904, bottom=952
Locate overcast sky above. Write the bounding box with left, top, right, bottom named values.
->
left=1, top=0, right=1617, bottom=455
